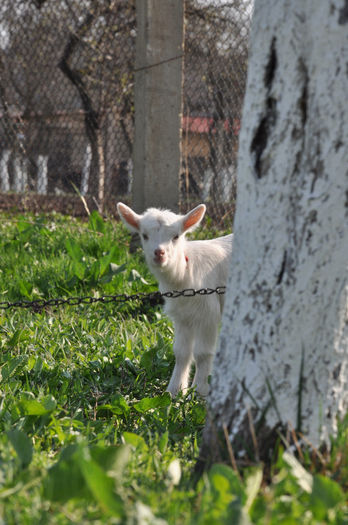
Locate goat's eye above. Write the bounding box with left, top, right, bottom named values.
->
left=142, top=233, right=148, bottom=241
left=172, top=234, right=179, bottom=242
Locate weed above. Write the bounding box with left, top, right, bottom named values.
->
left=0, top=212, right=346, bottom=523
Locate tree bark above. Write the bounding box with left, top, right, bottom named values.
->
left=201, top=0, right=348, bottom=466
left=58, top=9, right=105, bottom=211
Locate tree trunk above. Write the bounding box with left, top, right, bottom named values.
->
left=201, top=0, right=348, bottom=465
left=58, top=9, right=104, bottom=211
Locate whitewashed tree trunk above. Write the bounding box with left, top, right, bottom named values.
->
left=203, top=0, right=348, bottom=461
left=37, top=155, right=48, bottom=195
left=81, top=143, right=92, bottom=196
left=13, top=154, right=28, bottom=192
left=0, top=150, right=11, bottom=192
left=127, top=159, right=133, bottom=195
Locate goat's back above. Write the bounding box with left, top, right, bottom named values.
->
left=184, top=234, right=232, bottom=288
left=162, top=234, right=232, bottom=326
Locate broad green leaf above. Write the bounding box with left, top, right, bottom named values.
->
left=44, top=442, right=127, bottom=514
left=91, top=444, right=130, bottom=485
left=72, top=260, right=85, bottom=280
left=197, top=464, right=246, bottom=525
left=33, top=356, right=44, bottom=374
left=18, top=280, right=33, bottom=299
left=109, top=262, right=126, bottom=274
left=49, top=417, right=67, bottom=444
left=309, top=474, right=345, bottom=520
left=209, top=463, right=245, bottom=504
left=65, top=238, right=84, bottom=263
left=43, top=445, right=87, bottom=502
left=100, top=261, right=127, bottom=283
left=139, top=349, right=154, bottom=374
left=16, top=218, right=30, bottom=233
left=1, top=355, right=28, bottom=380
left=134, top=393, right=171, bottom=413
left=19, top=395, right=56, bottom=416
left=98, top=246, right=118, bottom=275
left=7, top=429, right=33, bottom=468
left=123, top=432, right=148, bottom=452
left=112, top=394, right=130, bottom=416
left=97, top=394, right=130, bottom=416
left=78, top=447, right=123, bottom=517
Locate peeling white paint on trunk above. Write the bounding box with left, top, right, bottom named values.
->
left=208, top=0, right=348, bottom=448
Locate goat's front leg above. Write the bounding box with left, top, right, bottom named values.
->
left=192, top=323, right=218, bottom=397
left=166, top=322, right=194, bottom=396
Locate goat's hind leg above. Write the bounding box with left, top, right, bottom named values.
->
left=166, top=323, right=194, bottom=396
left=192, top=323, right=218, bottom=397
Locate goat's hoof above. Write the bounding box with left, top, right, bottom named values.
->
left=191, top=385, right=209, bottom=399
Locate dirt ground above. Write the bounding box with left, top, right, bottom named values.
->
left=0, top=192, right=235, bottom=227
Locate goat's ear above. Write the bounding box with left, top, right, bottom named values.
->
left=182, top=204, right=206, bottom=233
left=117, top=202, right=141, bottom=233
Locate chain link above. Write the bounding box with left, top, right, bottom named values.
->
left=0, top=287, right=226, bottom=313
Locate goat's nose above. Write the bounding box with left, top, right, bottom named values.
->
left=154, top=248, right=165, bottom=257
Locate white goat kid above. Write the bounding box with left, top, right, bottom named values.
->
left=117, top=202, right=232, bottom=397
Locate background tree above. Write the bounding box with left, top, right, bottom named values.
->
left=201, top=0, right=348, bottom=466
left=58, top=0, right=135, bottom=208
left=0, top=0, right=135, bottom=202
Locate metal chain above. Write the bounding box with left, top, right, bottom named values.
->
left=0, top=287, right=226, bottom=312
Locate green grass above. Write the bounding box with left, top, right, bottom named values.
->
left=0, top=211, right=347, bottom=524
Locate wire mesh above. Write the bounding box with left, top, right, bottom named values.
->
left=0, top=0, right=135, bottom=209
left=0, top=0, right=252, bottom=219
left=182, top=0, right=252, bottom=220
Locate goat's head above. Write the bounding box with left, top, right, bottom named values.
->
left=117, top=202, right=206, bottom=273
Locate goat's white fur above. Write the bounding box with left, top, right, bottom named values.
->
left=117, top=202, right=232, bottom=397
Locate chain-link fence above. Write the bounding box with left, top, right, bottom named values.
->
left=183, top=0, right=252, bottom=220
left=0, top=0, right=135, bottom=212
left=0, top=0, right=252, bottom=219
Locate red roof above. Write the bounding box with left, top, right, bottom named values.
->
left=182, top=116, right=240, bottom=135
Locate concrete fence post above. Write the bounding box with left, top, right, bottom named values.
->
left=132, top=0, right=184, bottom=212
